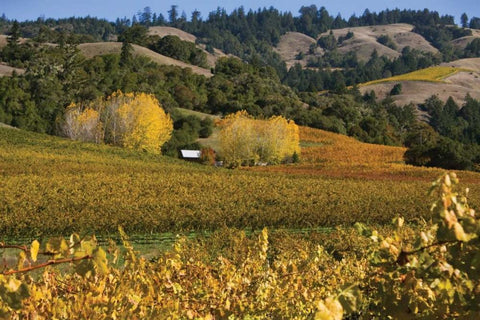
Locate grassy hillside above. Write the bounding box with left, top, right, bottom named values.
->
left=451, top=28, right=480, bottom=50
left=78, top=42, right=213, bottom=77
left=360, top=66, right=464, bottom=86
left=3, top=125, right=480, bottom=238
left=148, top=26, right=229, bottom=67
left=318, top=24, right=437, bottom=62
left=0, top=63, right=24, bottom=76
left=148, top=26, right=197, bottom=43
left=275, top=32, right=317, bottom=69
left=360, top=60, right=480, bottom=105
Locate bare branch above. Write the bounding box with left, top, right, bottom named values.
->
left=2, top=255, right=92, bottom=275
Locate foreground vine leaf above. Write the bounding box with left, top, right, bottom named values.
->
left=30, top=240, right=39, bottom=263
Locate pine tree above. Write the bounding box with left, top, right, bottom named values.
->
left=461, top=13, right=468, bottom=28
left=7, top=20, right=20, bottom=47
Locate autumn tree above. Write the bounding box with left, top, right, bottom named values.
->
left=62, top=103, right=103, bottom=143
left=112, top=92, right=173, bottom=153
left=260, top=115, right=300, bottom=163
left=218, top=111, right=300, bottom=167
left=62, top=91, right=173, bottom=154
left=218, top=111, right=258, bottom=167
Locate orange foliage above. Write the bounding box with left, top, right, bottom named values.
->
left=299, top=126, right=404, bottom=165
left=247, top=126, right=445, bottom=182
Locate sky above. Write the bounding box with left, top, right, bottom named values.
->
left=1, top=0, right=479, bottom=25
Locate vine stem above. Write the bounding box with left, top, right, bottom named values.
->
left=0, top=244, right=28, bottom=252
left=396, top=240, right=454, bottom=265
left=2, top=255, right=92, bottom=275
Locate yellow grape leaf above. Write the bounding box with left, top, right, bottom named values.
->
left=315, top=297, right=343, bottom=320
left=454, top=223, right=468, bottom=242
left=6, top=277, right=22, bottom=292
left=93, top=247, right=108, bottom=275
left=17, top=251, right=26, bottom=270
left=30, top=240, right=40, bottom=262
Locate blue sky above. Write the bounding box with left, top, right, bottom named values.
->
left=1, top=0, right=479, bottom=24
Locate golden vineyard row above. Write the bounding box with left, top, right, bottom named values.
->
left=3, top=126, right=480, bottom=237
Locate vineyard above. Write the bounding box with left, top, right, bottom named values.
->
left=360, top=66, right=467, bottom=86
left=2, top=126, right=480, bottom=317
left=3, top=125, right=480, bottom=239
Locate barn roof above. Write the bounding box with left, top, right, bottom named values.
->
left=180, top=150, right=201, bottom=159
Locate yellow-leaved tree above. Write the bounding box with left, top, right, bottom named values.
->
left=62, top=91, right=173, bottom=154
left=257, top=115, right=300, bottom=164
left=219, top=111, right=258, bottom=167
left=62, top=103, right=103, bottom=143
left=219, top=111, right=300, bottom=167
left=103, top=92, right=173, bottom=153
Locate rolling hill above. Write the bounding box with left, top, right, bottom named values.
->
left=78, top=42, right=213, bottom=77
left=277, top=23, right=439, bottom=67
left=451, top=28, right=480, bottom=50
left=359, top=58, right=480, bottom=106
left=3, top=120, right=480, bottom=237
left=274, top=32, right=317, bottom=69
left=0, top=62, right=24, bottom=76
left=1, top=33, right=214, bottom=77
left=148, top=26, right=229, bottom=67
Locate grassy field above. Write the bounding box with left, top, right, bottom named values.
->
left=2, top=126, right=480, bottom=239
left=360, top=66, right=467, bottom=86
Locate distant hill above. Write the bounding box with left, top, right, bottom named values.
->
left=277, top=24, right=440, bottom=69
left=451, top=28, right=480, bottom=50
left=148, top=26, right=197, bottom=42
left=0, top=34, right=28, bottom=48
left=275, top=32, right=317, bottom=69
left=1, top=33, right=214, bottom=77
left=359, top=58, right=480, bottom=106
left=148, top=26, right=229, bottom=68
left=289, top=23, right=439, bottom=64
left=78, top=42, right=213, bottom=77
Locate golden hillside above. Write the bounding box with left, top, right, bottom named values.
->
left=360, top=58, right=480, bottom=106
left=275, top=32, right=317, bottom=69
left=279, top=23, right=439, bottom=68
left=319, top=24, right=438, bottom=61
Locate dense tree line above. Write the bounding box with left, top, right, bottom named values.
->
left=0, top=15, right=115, bottom=42
left=284, top=47, right=441, bottom=92
left=404, top=95, right=480, bottom=170
left=3, top=15, right=480, bottom=167
left=0, top=37, right=420, bottom=150
left=2, top=6, right=480, bottom=86
left=149, top=35, right=208, bottom=68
